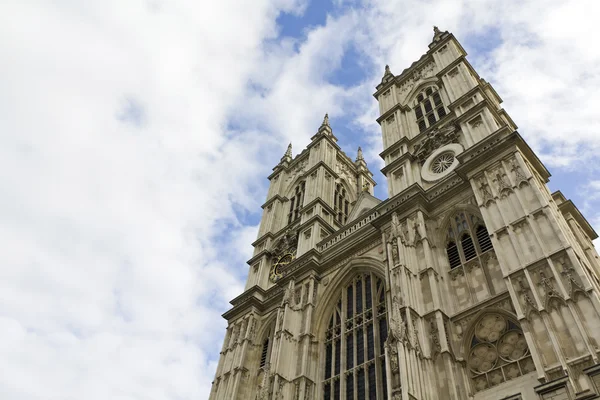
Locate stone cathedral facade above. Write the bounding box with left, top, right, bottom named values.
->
left=210, top=28, right=600, bottom=400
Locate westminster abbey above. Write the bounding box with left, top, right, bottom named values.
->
left=209, top=28, right=600, bottom=400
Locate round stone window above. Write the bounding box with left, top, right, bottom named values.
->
left=421, top=143, right=463, bottom=182
left=431, top=152, right=455, bottom=174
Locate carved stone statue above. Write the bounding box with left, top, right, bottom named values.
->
left=413, top=124, right=460, bottom=164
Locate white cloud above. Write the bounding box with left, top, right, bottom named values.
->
left=0, top=0, right=306, bottom=399
left=2, top=0, right=600, bottom=399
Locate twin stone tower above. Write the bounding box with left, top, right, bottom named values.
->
left=210, top=28, right=600, bottom=400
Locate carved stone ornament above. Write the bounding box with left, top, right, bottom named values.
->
left=478, top=177, right=495, bottom=206
left=510, top=158, right=529, bottom=187
left=391, top=238, right=399, bottom=265
left=390, top=302, right=407, bottom=344
left=257, top=364, right=271, bottom=400
left=387, top=340, right=400, bottom=373
left=397, top=61, right=436, bottom=97
left=270, top=229, right=298, bottom=258
left=412, top=318, right=423, bottom=358
left=429, top=319, right=441, bottom=358
left=516, top=278, right=538, bottom=312
left=413, top=124, right=460, bottom=164
left=559, top=258, right=588, bottom=298
left=538, top=271, right=563, bottom=308
left=492, top=169, right=513, bottom=197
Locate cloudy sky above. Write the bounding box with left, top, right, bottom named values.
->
left=1, top=0, right=600, bottom=399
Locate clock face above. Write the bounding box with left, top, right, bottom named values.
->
left=269, top=253, right=294, bottom=282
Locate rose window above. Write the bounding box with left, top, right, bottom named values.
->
left=420, top=143, right=462, bottom=182
left=467, top=313, right=535, bottom=393
left=431, top=152, right=454, bottom=174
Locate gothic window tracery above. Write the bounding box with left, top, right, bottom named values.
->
left=288, top=181, right=305, bottom=225
left=414, top=86, right=447, bottom=133
left=323, top=273, right=388, bottom=400
left=446, top=212, right=493, bottom=269
left=334, top=183, right=350, bottom=225
left=467, top=313, right=535, bottom=393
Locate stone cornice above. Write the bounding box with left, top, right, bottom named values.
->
left=246, top=250, right=270, bottom=266
left=375, top=102, right=413, bottom=125
left=455, top=128, right=550, bottom=183
left=261, top=194, right=286, bottom=209
left=302, top=197, right=336, bottom=219
left=380, top=151, right=415, bottom=176
left=379, top=136, right=410, bottom=159
left=251, top=232, right=274, bottom=248
left=554, top=193, right=598, bottom=240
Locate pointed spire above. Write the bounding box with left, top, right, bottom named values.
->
left=313, top=113, right=333, bottom=139
left=381, top=64, right=394, bottom=84
left=356, top=146, right=364, bottom=161
left=280, top=142, right=292, bottom=164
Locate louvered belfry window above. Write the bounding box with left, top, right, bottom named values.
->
left=288, top=181, right=305, bottom=224
left=324, top=273, right=388, bottom=400
left=334, top=183, right=350, bottom=225
left=259, top=326, right=273, bottom=368
left=414, top=86, right=447, bottom=133
left=446, top=212, right=494, bottom=270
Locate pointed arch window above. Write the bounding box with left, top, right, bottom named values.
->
left=414, top=86, right=447, bottom=133
left=288, top=181, right=305, bottom=224
left=446, top=212, right=493, bottom=269
left=259, top=325, right=274, bottom=369
left=323, top=273, right=388, bottom=400
left=334, top=183, right=350, bottom=225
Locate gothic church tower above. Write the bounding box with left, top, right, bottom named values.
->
left=210, top=27, right=600, bottom=400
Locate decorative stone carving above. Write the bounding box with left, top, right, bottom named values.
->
left=278, top=308, right=285, bottom=332
left=559, top=258, right=588, bottom=298
left=397, top=62, right=436, bottom=99
left=388, top=340, right=400, bottom=373
left=413, top=124, right=460, bottom=164
left=429, top=318, right=441, bottom=358
left=516, top=278, right=538, bottom=313
left=391, top=238, right=399, bottom=265
left=335, top=160, right=356, bottom=191
left=478, top=177, right=495, bottom=206
left=247, top=317, right=256, bottom=342
left=510, top=159, right=529, bottom=187
left=257, top=364, right=271, bottom=400
left=492, top=169, right=513, bottom=197
left=270, top=229, right=298, bottom=259
left=539, top=271, right=564, bottom=309
left=412, top=317, right=423, bottom=358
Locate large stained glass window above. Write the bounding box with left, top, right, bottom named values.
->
left=324, top=273, right=388, bottom=400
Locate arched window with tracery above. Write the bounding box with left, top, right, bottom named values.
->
left=288, top=181, right=305, bottom=224
left=323, top=272, right=388, bottom=400
left=414, top=86, right=447, bottom=133
left=467, top=313, right=535, bottom=393
left=446, top=212, right=493, bottom=270
left=334, top=183, right=350, bottom=225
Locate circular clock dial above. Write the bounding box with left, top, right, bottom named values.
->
left=269, top=253, right=294, bottom=282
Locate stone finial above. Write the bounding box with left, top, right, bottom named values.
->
left=432, top=26, right=444, bottom=42
left=280, top=142, right=292, bottom=164
left=356, top=146, right=364, bottom=161
left=383, top=64, right=393, bottom=78
left=322, top=113, right=330, bottom=127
